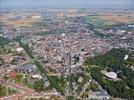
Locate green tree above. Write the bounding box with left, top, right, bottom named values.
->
left=0, top=84, right=6, bottom=97
left=34, top=80, right=44, bottom=92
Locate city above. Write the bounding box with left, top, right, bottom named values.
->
left=0, top=0, right=134, bottom=100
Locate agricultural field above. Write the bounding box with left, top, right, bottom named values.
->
left=85, top=12, right=134, bottom=28
left=1, top=11, right=42, bottom=28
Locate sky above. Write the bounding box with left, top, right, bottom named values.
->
left=0, top=0, right=134, bottom=9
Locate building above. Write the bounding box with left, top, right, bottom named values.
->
left=32, top=74, right=42, bottom=79
left=15, top=63, right=37, bottom=73
left=7, top=71, right=16, bottom=79
left=16, top=47, right=24, bottom=52
left=104, top=72, right=117, bottom=79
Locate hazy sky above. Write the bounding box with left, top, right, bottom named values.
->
left=1, top=0, right=134, bottom=9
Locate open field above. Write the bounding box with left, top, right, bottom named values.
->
left=85, top=12, right=134, bottom=27
left=0, top=11, right=42, bottom=28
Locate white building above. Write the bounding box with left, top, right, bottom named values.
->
left=32, top=74, right=42, bottom=79
left=104, top=72, right=117, bottom=79
left=124, top=54, right=129, bottom=60
left=16, top=47, right=24, bottom=52
left=32, top=15, right=41, bottom=19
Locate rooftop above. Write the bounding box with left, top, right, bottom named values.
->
left=104, top=72, right=117, bottom=79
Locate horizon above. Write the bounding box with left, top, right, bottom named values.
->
left=1, top=0, right=134, bottom=10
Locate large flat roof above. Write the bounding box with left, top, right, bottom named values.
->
left=104, top=72, right=117, bottom=79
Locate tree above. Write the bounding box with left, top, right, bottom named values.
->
left=66, top=95, right=75, bottom=100
left=85, top=48, right=134, bottom=99
left=34, top=80, right=44, bottom=92
left=90, top=81, right=99, bottom=92
left=48, top=76, right=65, bottom=95
left=0, top=84, right=6, bottom=97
